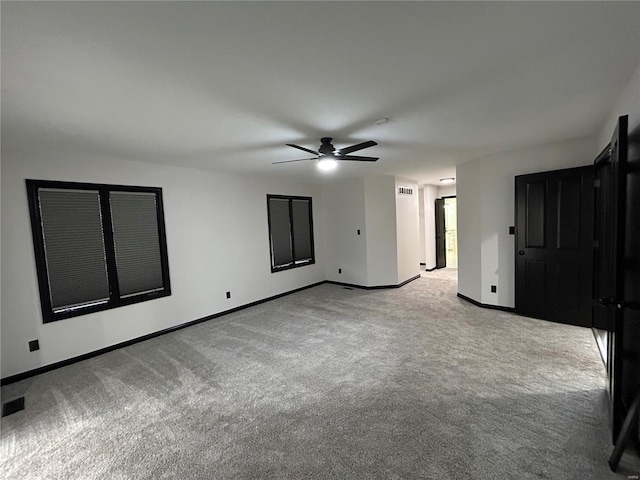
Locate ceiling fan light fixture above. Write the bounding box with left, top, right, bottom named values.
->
left=317, top=157, right=338, bottom=171
left=440, top=177, right=455, bottom=184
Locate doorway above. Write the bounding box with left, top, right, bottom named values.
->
left=444, top=197, right=458, bottom=268
left=435, top=196, right=457, bottom=269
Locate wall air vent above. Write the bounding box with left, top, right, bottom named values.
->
left=398, top=186, right=413, bottom=195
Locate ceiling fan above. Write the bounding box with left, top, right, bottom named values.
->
left=273, top=137, right=378, bottom=170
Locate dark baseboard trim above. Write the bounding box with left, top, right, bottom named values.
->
left=424, top=266, right=437, bottom=272
left=420, top=263, right=426, bottom=266
left=457, top=293, right=515, bottom=312
left=1, top=281, right=325, bottom=386
left=398, top=274, right=422, bottom=287
left=326, top=274, right=421, bottom=290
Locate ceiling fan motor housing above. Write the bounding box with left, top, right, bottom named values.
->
left=319, top=137, right=336, bottom=156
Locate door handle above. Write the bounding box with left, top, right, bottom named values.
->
left=518, top=251, right=525, bottom=256
left=600, top=298, right=640, bottom=310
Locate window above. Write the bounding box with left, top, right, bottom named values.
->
left=266, top=195, right=315, bottom=272
left=26, top=180, right=171, bottom=323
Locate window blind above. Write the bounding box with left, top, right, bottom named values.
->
left=110, top=191, right=164, bottom=297
left=292, top=199, right=312, bottom=261
left=38, top=189, right=110, bottom=310
left=268, top=197, right=293, bottom=267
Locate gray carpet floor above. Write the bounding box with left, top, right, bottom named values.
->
left=2, top=268, right=639, bottom=479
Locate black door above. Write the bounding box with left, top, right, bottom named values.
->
left=621, top=121, right=640, bottom=446
left=515, top=166, right=594, bottom=327
left=593, top=115, right=640, bottom=442
left=593, top=131, right=623, bottom=440
left=435, top=198, right=446, bottom=269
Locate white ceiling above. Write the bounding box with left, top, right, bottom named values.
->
left=2, top=2, right=639, bottom=185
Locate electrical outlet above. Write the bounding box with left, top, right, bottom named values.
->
left=338, top=268, right=342, bottom=274
left=509, top=226, right=515, bottom=235
left=28, top=340, right=39, bottom=352
left=491, top=285, right=497, bottom=293
left=226, top=291, right=231, bottom=299
left=2, top=397, right=25, bottom=417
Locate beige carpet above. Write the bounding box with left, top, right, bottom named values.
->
left=2, top=268, right=639, bottom=479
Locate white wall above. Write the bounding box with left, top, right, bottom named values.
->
left=418, top=188, right=426, bottom=265
left=395, top=178, right=420, bottom=283
left=457, top=162, right=483, bottom=301
left=457, top=136, right=597, bottom=307
left=1, top=151, right=325, bottom=378
left=364, top=176, right=398, bottom=286
left=438, top=185, right=457, bottom=198
left=322, top=175, right=419, bottom=287
left=598, top=60, right=640, bottom=147
left=322, top=178, right=367, bottom=285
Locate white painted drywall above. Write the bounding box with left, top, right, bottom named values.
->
left=438, top=185, right=457, bottom=198
left=395, top=178, right=420, bottom=284
left=418, top=188, right=426, bottom=265
left=457, top=136, right=597, bottom=308
left=364, top=176, right=398, bottom=286
left=322, top=179, right=367, bottom=285
left=0, top=150, right=325, bottom=378
left=457, top=161, right=483, bottom=302
left=323, top=176, right=418, bottom=287
left=598, top=60, right=640, bottom=147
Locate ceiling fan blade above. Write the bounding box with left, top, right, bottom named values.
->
left=337, top=155, right=379, bottom=162
left=272, top=158, right=317, bottom=164
left=286, top=144, right=320, bottom=156
left=336, top=140, right=377, bottom=155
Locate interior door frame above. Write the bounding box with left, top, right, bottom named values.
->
left=593, top=115, right=628, bottom=442
left=435, top=198, right=446, bottom=269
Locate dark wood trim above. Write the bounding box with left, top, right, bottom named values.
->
left=420, top=262, right=426, bottom=266
left=25, top=180, right=55, bottom=323
left=25, top=179, right=172, bottom=323
left=398, top=275, right=421, bottom=287
left=99, top=187, right=121, bottom=303
left=1, top=280, right=326, bottom=386
left=594, top=143, right=612, bottom=166
left=266, top=194, right=316, bottom=273
left=457, top=292, right=515, bottom=312
left=424, top=266, right=437, bottom=272
left=326, top=274, right=421, bottom=290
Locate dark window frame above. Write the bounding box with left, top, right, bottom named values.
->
left=26, top=179, right=171, bottom=323
left=266, top=194, right=315, bottom=273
